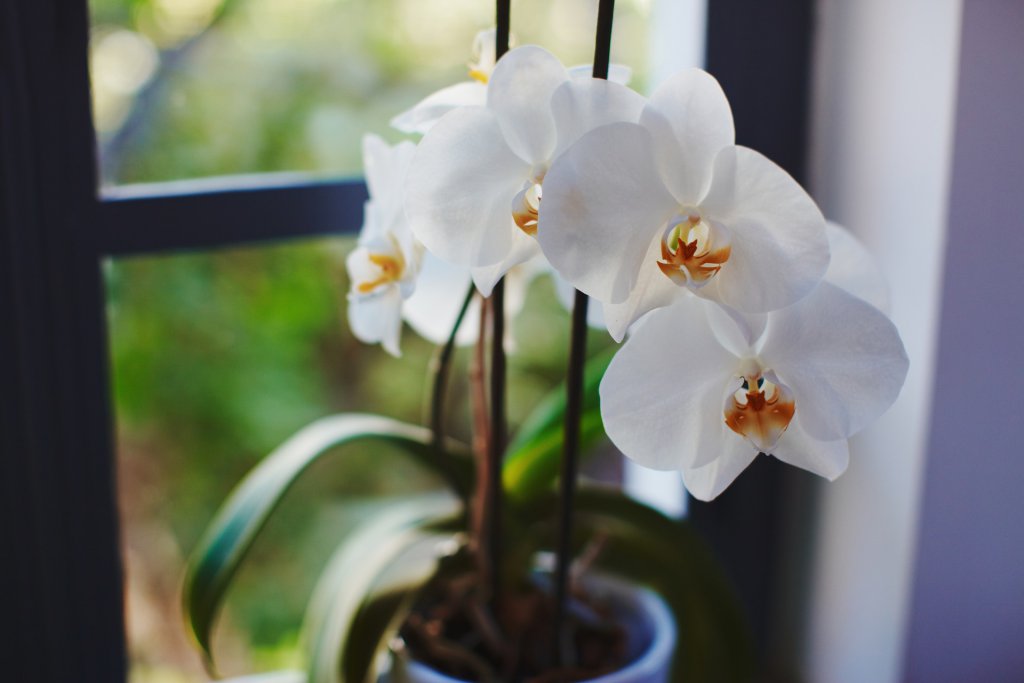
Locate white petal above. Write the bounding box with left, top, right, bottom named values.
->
left=760, top=282, right=909, bottom=441
left=680, top=435, right=757, bottom=502
left=825, top=221, right=891, bottom=314
left=640, top=68, right=735, bottom=206
left=551, top=78, right=647, bottom=158
left=363, top=135, right=415, bottom=234
left=701, top=299, right=766, bottom=357
left=390, top=81, right=488, bottom=135
left=470, top=230, right=540, bottom=297
left=405, top=106, right=531, bottom=268
left=601, top=236, right=682, bottom=342
left=700, top=146, right=829, bottom=312
left=471, top=28, right=498, bottom=75
left=567, top=63, right=632, bottom=84
left=356, top=199, right=385, bottom=244
left=347, top=286, right=404, bottom=357
left=403, top=251, right=476, bottom=346
left=600, top=299, right=739, bottom=471
left=487, top=45, right=568, bottom=164
left=771, top=416, right=849, bottom=481
left=537, top=122, right=678, bottom=304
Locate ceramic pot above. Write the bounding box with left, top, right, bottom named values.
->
left=397, top=575, right=676, bottom=683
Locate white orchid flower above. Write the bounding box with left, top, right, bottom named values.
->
left=390, top=29, right=498, bottom=136
left=404, top=45, right=647, bottom=297
left=347, top=134, right=473, bottom=356
left=600, top=281, right=909, bottom=502
left=824, top=220, right=890, bottom=315
left=392, top=29, right=632, bottom=136
left=537, top=68, right=830, bottom=342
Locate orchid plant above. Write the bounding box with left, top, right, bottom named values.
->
left=184, top=3, right=908, bottom=683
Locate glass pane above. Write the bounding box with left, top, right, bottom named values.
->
left=107, top=236, right=614, bottom=681
left=89, top=0, right=654, bottom=187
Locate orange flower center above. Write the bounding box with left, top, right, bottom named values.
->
left=657, top=214, right=731, bottom=287
left=512, top=179, right=543, bottom=236
left=356, top=252, right=404, bottom=294
left=724, top=372, right=796, bottom=452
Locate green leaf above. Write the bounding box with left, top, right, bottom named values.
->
left=183, top=414, right=472, bottom=668
left=523, top=486, right=755, bottom=683
left=303, top=494, right=462, bottom=683
left=502, top=347, right=615, bottom=502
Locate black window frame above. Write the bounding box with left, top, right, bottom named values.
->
left=0, top=1, right=813, bottom=680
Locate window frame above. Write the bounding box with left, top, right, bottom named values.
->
left=0, top=1, right=813, bottom=680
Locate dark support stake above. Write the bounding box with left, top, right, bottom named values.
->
left=552, top=0, right=615, bottom=666
left=487, top=279, right=507, bottom=603
left=552, top=290, right=591, bottom=665
left=484, top=0, right=512, bottom=607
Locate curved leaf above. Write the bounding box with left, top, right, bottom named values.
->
left=184, top=414, right=472, bottom=667
left=503, top=347, right=614, bottom=502
left=303, top=495, right=462, bottom=683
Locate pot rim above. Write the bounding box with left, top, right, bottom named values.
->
left=403, top=574, right=676, bottom=683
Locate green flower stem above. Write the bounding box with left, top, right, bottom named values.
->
left=552, top=0, right=616, bottom=666
left=429, top=283, right=475, bottom=500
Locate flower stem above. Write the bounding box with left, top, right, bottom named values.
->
left=485, top=278, right=507, bottom=603
left=429, top=284, right=475, bottom=498
left=552, top=290, right=590, bottom=666
left=552, top=0, right=615, bottom=666
left=481, top=0, right=512, bottom=611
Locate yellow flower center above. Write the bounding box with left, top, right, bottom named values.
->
left=468, top=67, right=489, bottom=84
left=356, top=252, right=405, bottom=294
left=657, top=214, right=731, bottom=287
left=512, top=177, right=544, bottom=236
left=724, top=371, right=796, bottom=452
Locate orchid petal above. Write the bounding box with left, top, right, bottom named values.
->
left=771, top=416, right=849, bottom=481
left=825, top=221, right=891, bottom=314
left=347, top=285, right=404, bottom=357
left=469, top=230, right=540, bottom=297
left=405, top=106, right=531, bottom=268
left=537, top=122, right=677, bottom=304
left=680, top=435, right=757, bottom=502
left=471, top=28, right=499, bottom=76
left=390, top=81, right=487, bottom=135
left=403, top=251, right=476, bottom=346
left=487, top=46, right=568, bottom=164
left=600, top=236, right=682, bottom=342
left=640, top=69, right=734, bottom=206
left=700, top=146, right=829, bottom=312
left=760, top=282, right=909, bottom=441
left=701, top=300, right=766, bottom=357
left=363, top=135, right=416, bottom=234
left=551, top=78, right=647, bottom=158
left=601, top=298, right=739, bottom=471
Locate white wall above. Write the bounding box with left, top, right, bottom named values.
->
left=804, top=1, right=962, bottom=681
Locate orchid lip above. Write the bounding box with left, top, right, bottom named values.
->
left=512, top=171, right=545, bottom=236
left=656, top=212, right=731, bottom=289
left=353, top=239, right=406, bottom=296
left=723, top=367, right=796, bottom=453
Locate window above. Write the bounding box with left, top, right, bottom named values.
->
left=2, top=1, right=817, bottom=681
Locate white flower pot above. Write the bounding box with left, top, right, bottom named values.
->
left=397, top=575, right=676, bottom=683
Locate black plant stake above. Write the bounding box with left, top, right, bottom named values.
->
left=552, top=0, right=616, bottom=667
left=484, top=0, right=513, bottom=609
